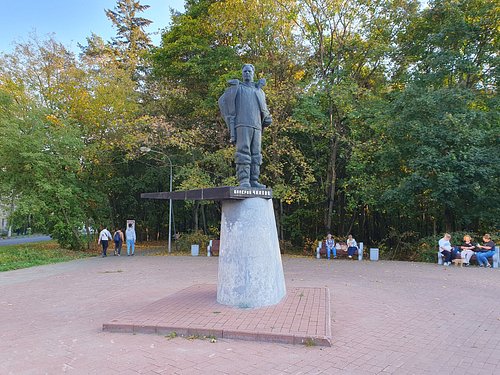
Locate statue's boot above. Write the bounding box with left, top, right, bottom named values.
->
left=250, top=164, right=266, bottom=188
left=236, top=164, right=251, bottom=188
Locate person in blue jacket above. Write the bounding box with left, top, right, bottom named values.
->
left=125, top=223, right=136, bottom=256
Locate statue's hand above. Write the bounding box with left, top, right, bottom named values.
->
left=262, top=115, right=272, bottom=127
left=228, top=117, right=236, bottom=144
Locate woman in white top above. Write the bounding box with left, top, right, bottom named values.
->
left=346, top=234, right=358, bottom=259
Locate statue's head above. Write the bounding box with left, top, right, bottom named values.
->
left=242, top=64, right=255, bottom=83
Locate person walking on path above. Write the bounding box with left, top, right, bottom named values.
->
left=475, top=233, right=496, bottom=268
left=113, top=228, right=124, bottom=256
left=98, top=226, right=112, bottom=257
left=325, top=233, right=336, bottom=259
left=125, top=223, right=136, bottom=256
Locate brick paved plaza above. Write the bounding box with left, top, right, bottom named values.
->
left=1, top=255, right=499, bottom=374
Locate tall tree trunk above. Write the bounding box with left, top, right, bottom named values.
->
left=201, top=203, right=207, bottom=234
left=8, top=194, right=15, bottom=237
left=444, top=207, right=453, bottom=233
left=279, top=199, right=284, bottom=241
left=58, top=198, right=81, bottom=249
left=325, top=136, right=339, bottom=232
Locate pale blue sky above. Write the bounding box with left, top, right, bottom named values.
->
left=0, top=0, right=185, bottom=54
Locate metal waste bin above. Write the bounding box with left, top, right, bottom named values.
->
left=191, top=244, right=199, bottom=256
left=370, top=248, right=379, bottom=261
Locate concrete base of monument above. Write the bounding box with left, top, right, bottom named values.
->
left=217, top=198, right=286, bottom=308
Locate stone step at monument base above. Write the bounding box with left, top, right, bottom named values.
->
left=102, top=284, right=332, bottom=347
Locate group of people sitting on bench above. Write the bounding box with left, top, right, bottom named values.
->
left=324, top=233, right=358, bottom=259
left=438, top=233, right=496, bottom=267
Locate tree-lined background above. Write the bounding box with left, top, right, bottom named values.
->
left=0, top=0, right=498, bottom=257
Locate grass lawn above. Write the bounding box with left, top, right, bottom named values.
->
left=0, top=241, right=96, bottom=272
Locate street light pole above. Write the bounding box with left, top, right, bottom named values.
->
left=140, top=147, right=173, bottom=253
left=167, top=161, right=172, bottom=254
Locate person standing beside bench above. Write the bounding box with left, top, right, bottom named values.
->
left=476, top=234, right=496, bottom=268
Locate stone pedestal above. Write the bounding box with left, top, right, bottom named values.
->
left=217, top=198, right=286, bottom=308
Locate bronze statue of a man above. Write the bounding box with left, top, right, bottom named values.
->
left=218, top=64, right=272, bottom=188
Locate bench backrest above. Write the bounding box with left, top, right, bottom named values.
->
left=319, top=241, right=349, bottom=252
left=208, top=239, right=220, bottom=256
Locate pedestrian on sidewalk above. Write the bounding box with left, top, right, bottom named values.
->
left=126, top=223, right=136, bottom=256
left=113, top=228, right=124, bottom=256
left=98, top=226, right=112, bottom=257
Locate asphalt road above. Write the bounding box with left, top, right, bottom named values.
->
left=0, top=235, right=51, bottom=246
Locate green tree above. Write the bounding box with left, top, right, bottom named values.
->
left=345, top=0, right=499, bottom=243
left=359, top=87, right=497, bottom=234
left=0, top=88, right=89, bottom=249
left=105, top=0, right=153, bottom=71
left=149, top=0, right=318, bottom=238
left=0, top=34, right=142, bottom=248
left=287, top=0, right=419, bottom=234
left=405, top=0, right=499, bottom=90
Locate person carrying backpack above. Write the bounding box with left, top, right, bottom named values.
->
left=113, top=228, right=124, bottom=256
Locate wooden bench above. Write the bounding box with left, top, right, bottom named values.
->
left=437, top=246, right=499, bottom=268
left=316, top=241, right=364, bottom=260
left=207, top=239, right=220, bottom=256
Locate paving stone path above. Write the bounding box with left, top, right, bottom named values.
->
left=1, top=255, right=499, bottom=374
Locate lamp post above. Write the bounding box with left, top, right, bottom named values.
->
left=140, top=146, right=173, bottom=253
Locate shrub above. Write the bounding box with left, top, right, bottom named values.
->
left=175, top=230, right=210, bottom=253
